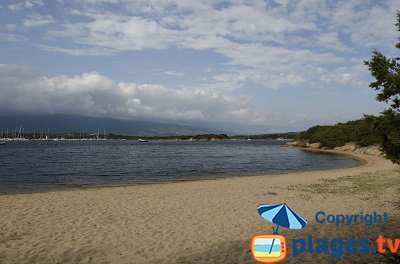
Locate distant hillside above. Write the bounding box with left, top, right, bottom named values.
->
left=0, top=114, right=224, bottom=136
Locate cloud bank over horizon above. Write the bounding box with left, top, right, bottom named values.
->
left=0, top=64, right=267, bottom=126
left=0, top=0, right=398, bottom=132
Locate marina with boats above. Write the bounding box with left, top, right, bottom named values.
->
left=0, top=126, right=109, bottom=142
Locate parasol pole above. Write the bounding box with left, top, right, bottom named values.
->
left=272, top=225, right=279, bottom=234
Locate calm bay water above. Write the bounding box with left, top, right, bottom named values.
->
left=0, top=140, right=359, bottom=194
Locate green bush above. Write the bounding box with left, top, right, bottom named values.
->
left=377, top=110, right=400, bottom=163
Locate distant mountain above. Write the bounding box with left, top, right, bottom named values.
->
left=0, top=114, right=225, bottom=136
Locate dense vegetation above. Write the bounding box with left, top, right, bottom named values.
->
left=295, top=113, right=400, bottom=163
left=231, top=132, right=298, bottom=140
left=372, top=111, right=400, bottom=163
left=295, top=116, right=382, bottom=149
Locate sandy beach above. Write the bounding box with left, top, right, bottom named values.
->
left=1, top=150, right=399, bottom=264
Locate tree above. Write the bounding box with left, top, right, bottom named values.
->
left=375, top=110, right=400, bottom=163
left=365, top=12, right=400, bottom=163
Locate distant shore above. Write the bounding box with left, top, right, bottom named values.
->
left=0, top=151, right=398, bottom=263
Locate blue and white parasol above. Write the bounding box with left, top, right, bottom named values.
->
left=257, top=203, right=307, bottom=234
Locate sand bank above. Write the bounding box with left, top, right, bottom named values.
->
left=0, top=150, right=399, bottom=263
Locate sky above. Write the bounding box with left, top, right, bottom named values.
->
left=0, top=0, right=399, bottom=133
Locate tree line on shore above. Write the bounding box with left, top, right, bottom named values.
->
left=294, top=113, right=399, bottom=164
left=296, top=12, right=400, bottom=164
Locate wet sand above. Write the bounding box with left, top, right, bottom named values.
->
left=0, top=150, right=399, bottom=263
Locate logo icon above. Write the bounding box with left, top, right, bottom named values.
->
left=251, top=203, right=307, bottom=263
left=251, top=234, right=286, bottom=263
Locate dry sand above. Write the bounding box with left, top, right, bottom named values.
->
left=0, top=150, right=399, bottom=264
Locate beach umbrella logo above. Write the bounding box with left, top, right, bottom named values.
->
left=251, top=203, right=307, bottom=263
left=257, top=203, right=307, bottom=234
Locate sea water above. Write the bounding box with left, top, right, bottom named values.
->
left=0, top=140, right=359, bottom=194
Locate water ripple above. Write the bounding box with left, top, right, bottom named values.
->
left=0, top=140, right=359, bottom=194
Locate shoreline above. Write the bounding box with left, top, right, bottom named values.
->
left=0, top=148, right=365, bottom=196
left=300, top=147, right=370, bottom=166
left=1, top=151, right=398, bottom=264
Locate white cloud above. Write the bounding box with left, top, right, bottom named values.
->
left=163, top=70, right=184, bottom=76
left=23, top=14, right=55, bottom=27
left=1, top=0, right=396, bottom=91
left=318, top=61, right=369, bottom=87
left=0, top=32, right=28, bottom=42
left=316, top=32, right=348, bottom=51
left=8, top=0, right=43, bottom=11
left=0, top=64, right=382, bottom=132
left=37, top=44, right=115, bottom=56
left=329, top=1, right=398, bottom=50
left=0, top=64, right=262, bottom=125
left=3, top=24, right=17, bottom=30
left=0, top=0, right=395, bottom=132
left=34, top=0, right=397, bottom=90
left=25, top=0, right=43, bottom=8
left=8, top=3, right=23, bottom=12
left=47, top=14, right=177, bottom=50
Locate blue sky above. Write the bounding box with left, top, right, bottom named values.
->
left=0, top=0, right=399, bottom=133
